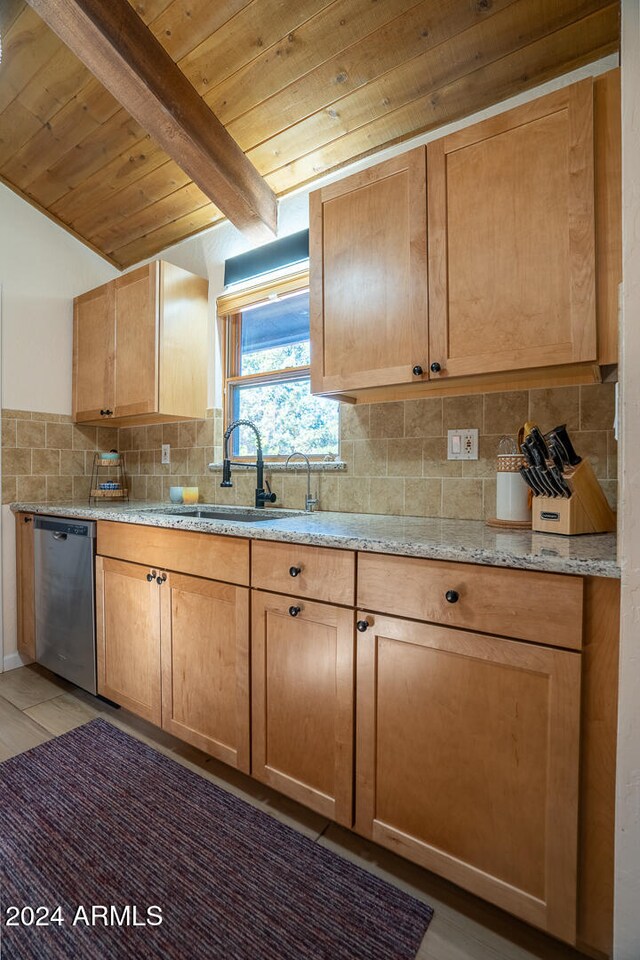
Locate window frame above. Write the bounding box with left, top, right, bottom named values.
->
left=218, top=270, right=336, bottom=462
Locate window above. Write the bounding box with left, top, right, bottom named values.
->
left=221, top=274, right=339, bottom=459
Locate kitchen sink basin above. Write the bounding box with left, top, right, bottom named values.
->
left=140, top=507, right=301, bottom=523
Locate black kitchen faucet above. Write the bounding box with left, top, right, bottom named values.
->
left=221, top=419, right=277, bottom=508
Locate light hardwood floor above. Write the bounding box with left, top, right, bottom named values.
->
left=0, top=664, right=589, bottom=960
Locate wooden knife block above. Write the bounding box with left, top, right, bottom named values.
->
left=532, top=458, right=616, bottom=535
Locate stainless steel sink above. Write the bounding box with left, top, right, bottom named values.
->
left=140, top=507, right=301, bottom=523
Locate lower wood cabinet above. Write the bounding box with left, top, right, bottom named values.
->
left=96, top=556, right=162, bottom=725
left=160, top=573, right=250, bottom=772
left=355, top=612, right=582, bottom=943
left=251, top=591, right=355, bottom=826
left=83, top=535, right=615, bottom=952
left=96, top=556, right=250, bottom=770
left=15, top=513, right=35, bottom=660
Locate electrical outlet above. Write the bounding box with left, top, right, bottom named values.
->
left=447, top=429, right=479, bottom=460
left=161, top=443, right=170, bottom=465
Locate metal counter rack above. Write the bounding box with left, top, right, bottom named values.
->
left=89, top=452, right=128, bottom=504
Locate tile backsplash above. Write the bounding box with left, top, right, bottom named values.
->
left=2, top=384, right=617, bottom=521
left=1, top=410, right=118, bottom=505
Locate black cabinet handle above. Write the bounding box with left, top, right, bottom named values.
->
left=430, top=362, right=442, bottom=374
left=24, top=516, right=33, bottom=523
left=288, top=605, right=301, bottom=617
left=445, top=589, right=459, bottom=604
left=289, top=566, right=301, bottom=578
left=356, top=619, right=370, bottom=632
left=412, top=365, right=423, bottom=376
left=146, top=572, right=155, bottom=582
left=156, top=573, right=167, bottom=585
left=100, top=409, right=106, bottom=416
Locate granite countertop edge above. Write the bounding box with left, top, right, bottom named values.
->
left=9, top=501, right=620, bottom=580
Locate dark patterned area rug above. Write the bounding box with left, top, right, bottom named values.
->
left=0, top=719, right=433, bottom=959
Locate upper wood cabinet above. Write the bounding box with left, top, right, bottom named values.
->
left=309, top=71, right=620, bottom=402
left=309, top=148, right=428, bottom=394
left=73, top=260, right=208, bottom=425
left=427, top=79, right=595, bottom=380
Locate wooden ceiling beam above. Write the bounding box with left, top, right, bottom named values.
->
left=25, top=0, right=277, bottom=243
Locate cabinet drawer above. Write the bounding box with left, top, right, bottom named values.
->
left=97, top=521, right=249, bottom=585
left=357, top=553, right=583, bottom=650
left=252, top=540, right=355, bottom=606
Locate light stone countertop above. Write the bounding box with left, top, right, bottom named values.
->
left=9, top=500, right=619, bottom=579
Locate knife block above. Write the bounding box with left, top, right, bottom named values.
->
left=532, top=458, right=616, bottom=535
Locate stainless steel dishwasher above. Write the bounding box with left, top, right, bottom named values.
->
left=33, top=516, right=97, bottom=695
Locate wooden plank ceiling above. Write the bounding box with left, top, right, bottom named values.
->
left=0, top=0, right=619, bottom=268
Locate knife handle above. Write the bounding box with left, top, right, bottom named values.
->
left=547, top=424, right=582, bottom=466
left=519, top=466, right=538, bottom=494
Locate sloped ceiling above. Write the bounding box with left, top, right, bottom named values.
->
left=0, top=0, right=620, bottom=268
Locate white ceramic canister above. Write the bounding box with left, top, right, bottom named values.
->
left=496, top=454, right=531, bottom=522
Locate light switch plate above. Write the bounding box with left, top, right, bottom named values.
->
left=447, top=429, right=479, bottom=460
left=161, top=443, right=171, bottom=465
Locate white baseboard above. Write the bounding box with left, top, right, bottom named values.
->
left=3, top=651, right=31, bottom=672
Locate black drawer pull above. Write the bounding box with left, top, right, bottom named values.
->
left=356, top=619, right=370, bottom=633
left=146, top=571, right=156, bottom=582
left=288, top=605, right=301, bottom=617
left=289, top=566, right=302, bottom=578
left=445, top=590, right=459, bottom=604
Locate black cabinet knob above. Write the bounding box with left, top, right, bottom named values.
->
left=445, top=589, right=459, bottom=604
left=356, top=619, right=370, bottom=632
left=430, top=362, right=442, bottom=374
left=289, top=566, right=302, bottom=578
left=146, top=573, right=154, bottom=582
left=156, top=573, right=167, bottom=585
left=412, top=365, right=423, bottom=376
left=289, top=605, right=301, bottom=617
left=24, top=516, right=33, bottom=523
left=100, top=409, right=106, bottom=416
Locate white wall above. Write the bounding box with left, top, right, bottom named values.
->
left=0, top=184, right=119, bottom=414
left=0, top=184, right=119, bottom=670
left=614, top=2, right=640, bottom=956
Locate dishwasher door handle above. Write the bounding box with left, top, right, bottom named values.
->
left=52, top=532, right=68, bottom=541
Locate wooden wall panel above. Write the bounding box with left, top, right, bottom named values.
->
left=0, top=0, right=619, bottom=266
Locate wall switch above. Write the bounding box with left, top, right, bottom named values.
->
left=447, top=429, right=479, bottom=460
left=161, top=443, right=171, bottom=465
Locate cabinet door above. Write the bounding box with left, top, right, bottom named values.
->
left=113, top=263, right=158, bottom=418
left=160, top=573, right=250, bottom=772
left=15, top=513, right=35, bottom=660
left=96, top=556, right=161, bottom=724
left=356, top=613, right=581, bottom=942
left=427, top=79, right=596, bottom=379
left=310, top=148, right=427, bottom=394
left=252, top=592, right=355, bottom=825
left=73, top=282, right=114, bottom=421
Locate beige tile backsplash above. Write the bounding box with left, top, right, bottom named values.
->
left=2, top=410, right=118, bottom=505
left=2, top=384, right=618, bottom=520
